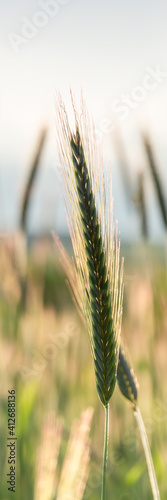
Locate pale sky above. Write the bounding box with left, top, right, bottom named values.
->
left=0, top=0, right=166, bottom=239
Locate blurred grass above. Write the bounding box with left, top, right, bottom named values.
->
left=0, top=235, right=167, bottom=499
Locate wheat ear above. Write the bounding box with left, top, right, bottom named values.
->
left=142, top=134, right=167, bottom=228
left=21, top=128, right=47, bottom=232
left=70, top=130, right=117, bottom=406
left=117, top=347, right=138, bottom=406
left=56, top=93, right=124, bottom=407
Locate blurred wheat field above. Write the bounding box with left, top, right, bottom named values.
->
left=1, top=0, right=167, bottom=497
left=0, top=233, right=167, bottom=500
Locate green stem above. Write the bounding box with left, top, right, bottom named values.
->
left=134, top=406, right=160, bottom=500
left=101, top=404, right=109, bottom=500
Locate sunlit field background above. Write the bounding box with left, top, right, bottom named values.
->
left=0, top=160, right=166, bottom=499
left=1, top=0, right=167, bottom=498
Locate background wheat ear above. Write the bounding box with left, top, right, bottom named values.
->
left=142, top=133, right=167, bottom=228
left=117, top=347, right=138, bottom=407
left=56, top=408, right=93, bottom=500
left=21, top=128, right=47, bottom=233
left=34, top=412, right=63, bottom=500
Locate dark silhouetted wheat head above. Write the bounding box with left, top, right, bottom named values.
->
left=142, top=134, right=167, bottom=228
left=21, top=128, right=47, bottom=232
left=117, top=347, right=138, bottom=406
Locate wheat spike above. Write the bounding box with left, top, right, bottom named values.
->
left=117, top=347, right=138, bottom=406
left=142, top=134, right=167, bottom=228
left=21, top=128, right=47, bottom=232
left=70, top=130, right=117, bottom=406
left=55, top=93, right=124, bottom=407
